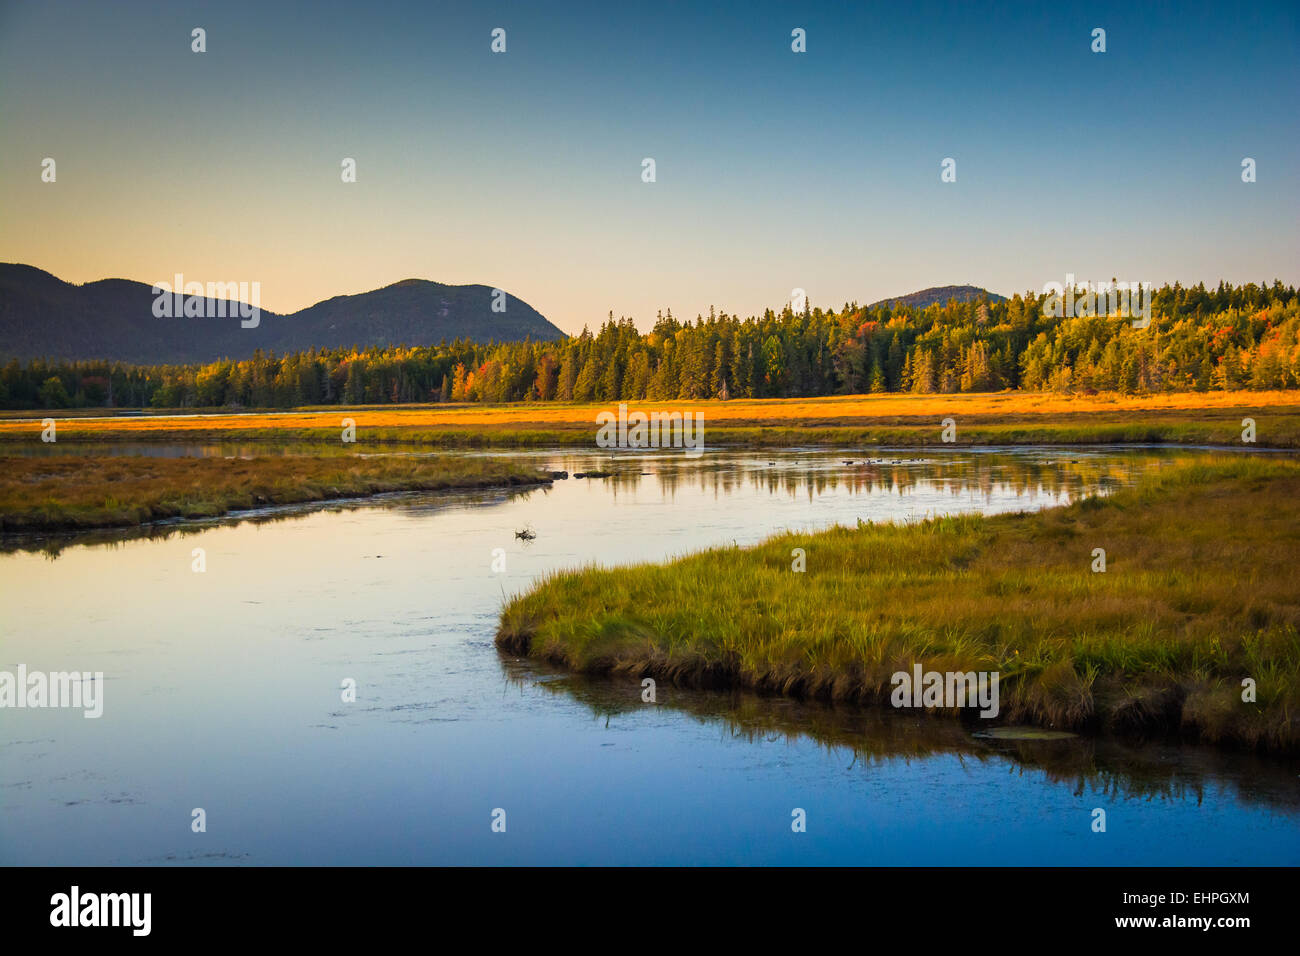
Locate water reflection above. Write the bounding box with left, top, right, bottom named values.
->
left=506, top=661, right=1300, bottom=815
left=593, top=451, right=1139, bottom=504
left=1, top=486, right=547, bottom=558
left=1, top=447, right=1171, bottom=557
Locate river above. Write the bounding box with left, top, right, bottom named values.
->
left=1, top=446, right=1297, bottom=864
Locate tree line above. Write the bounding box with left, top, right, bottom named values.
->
left=3, top=280, right=1297, bottom=409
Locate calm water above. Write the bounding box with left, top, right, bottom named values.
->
left=1, top=447, right=1297, bottom=865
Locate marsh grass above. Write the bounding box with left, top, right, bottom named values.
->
left=498, top=456, right=1300, bottom=752
left=4, top=391, right=1298, bottom=447
left=0, top=454, right=549, bottom=532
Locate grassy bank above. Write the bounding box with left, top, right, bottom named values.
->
left=498, top=456, right=1300, bottom=753
left=2, top=390, right=1298, bottom=447
left=0, top=455, right=550, bottom=532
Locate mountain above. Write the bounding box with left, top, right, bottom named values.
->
left=0, top=264, right=566, bottom=364
left=867, top=285, right=1007, bottom=310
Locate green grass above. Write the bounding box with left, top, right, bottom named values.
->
left=499, top=456, right=1300, bottom=752
left=0, top=454, right=550, bottom=532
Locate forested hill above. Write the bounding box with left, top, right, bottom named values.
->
left=0, top=264, right=565, bottom=363
left=869, top=285, right=1007, bottom=309
left=3, top=281, right=1296, bottom=409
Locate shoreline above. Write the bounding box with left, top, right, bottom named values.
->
left=0, top=455, right=552, bottom=534
left=498, top=456, right=1300, bottom=755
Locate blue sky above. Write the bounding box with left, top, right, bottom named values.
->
left=1, top=0, right=1296, bottom=332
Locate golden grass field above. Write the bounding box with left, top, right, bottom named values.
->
left=3, top=390, right=1299, bottom=446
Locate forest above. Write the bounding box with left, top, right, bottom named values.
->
left=3, top=281, right=1297, bottom=410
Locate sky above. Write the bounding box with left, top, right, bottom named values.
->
left=1, top=0, right=1297, bottom=335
